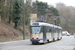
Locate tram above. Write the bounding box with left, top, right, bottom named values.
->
left=30, top=22, right=62, bottom=44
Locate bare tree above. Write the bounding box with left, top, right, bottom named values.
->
left=56, top=3, right=75, bottom=33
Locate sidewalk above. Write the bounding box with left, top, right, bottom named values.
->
left=0, top=39, right=29, bottom=45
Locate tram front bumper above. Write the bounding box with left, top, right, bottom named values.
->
left=31, top=39, right=40, bottom=41
left=30, top=39, right=44, bottom=43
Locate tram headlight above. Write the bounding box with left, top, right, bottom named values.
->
left=36, top=38, right=38, bottom=39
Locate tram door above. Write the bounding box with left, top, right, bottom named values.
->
left=43, top=26, right=46, bottom=42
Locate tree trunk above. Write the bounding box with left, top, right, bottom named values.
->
left=9, top=15, right=11, bottom=23
left=14, top=22, right=18, bottom=29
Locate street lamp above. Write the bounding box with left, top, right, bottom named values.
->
left=23, top=0, right=25, bottom=40
left=69, top=19, right=71, bottom=33
left=54, top=19, right=56, bottom=25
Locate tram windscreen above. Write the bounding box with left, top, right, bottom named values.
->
left=31, top=26, right=41, bottom=34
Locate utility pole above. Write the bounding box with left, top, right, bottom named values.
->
left=45, top=9, right=48, bottom=22
left=69, top=19, right=71, bottom=33
left=23, top=0, right=25, bottom=40
left=54, top=16, right=57, bottom=25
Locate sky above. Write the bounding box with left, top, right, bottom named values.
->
left=37, top=0, right=75, bottom=7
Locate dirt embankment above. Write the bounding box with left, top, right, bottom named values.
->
left=0, top=21, right=30, bottom=42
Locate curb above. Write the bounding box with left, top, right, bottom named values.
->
left=0, top=39, right=29, bottom=45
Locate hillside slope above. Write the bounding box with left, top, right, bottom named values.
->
left=0, top=21, right=30, bottom=42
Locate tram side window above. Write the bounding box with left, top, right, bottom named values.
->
left=49, top=29, right=51, bottom=32
left=47, top=27, right=52, bottom=32
left=60, top=30, right=62, bottom=33
left=46, top=27, right=49, bottom=32
left=54, top=28, right=56, bottom=33
left=59, top=29, right=62, bottom=33
left=56, top=28, right=58, bottom=33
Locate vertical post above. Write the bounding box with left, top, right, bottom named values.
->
left=41, top=15, right=44, bottom=21
left=60, top=16, right=63, bottom=28
left=9, top=0, right=11, bottom=23
left=54, top=19, right=56, bottom=25
left=69, top=21, right=70, bottom=33
left=45, top=14, right=47, bottom=22
left=23, top=0, right=25, bottom=40
left=69, top=19, right=71, bottom=33
left=45, top=9, right=48, bottom=23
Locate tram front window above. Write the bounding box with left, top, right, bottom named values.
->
left=31, top=26, right=41, bottom=34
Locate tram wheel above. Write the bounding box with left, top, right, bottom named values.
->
left=47, top=40, right=51, bottom=43
left=53, top=38, right=55, bottom=42
left=57, top=38, right=59, bottom=40
left=32, top=42, right=35, bottom=45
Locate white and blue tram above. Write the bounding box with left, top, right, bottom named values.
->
left=30, top=22, right=62, bottom=44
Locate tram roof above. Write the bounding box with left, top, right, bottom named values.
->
left=30, top=22, right=62, bottom=29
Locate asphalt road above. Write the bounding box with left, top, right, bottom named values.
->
left=0, top=36, right=75, bottom=50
